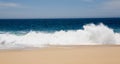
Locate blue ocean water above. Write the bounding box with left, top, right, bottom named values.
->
left=0, top=18, right=120, bottom=49
left=0, top=18, right=120, bottom=33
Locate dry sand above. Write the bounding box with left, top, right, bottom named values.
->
left=0, top=45, right=120, bottom=64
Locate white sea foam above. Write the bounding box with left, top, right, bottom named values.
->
left=0, top=23, right=120, bottom=49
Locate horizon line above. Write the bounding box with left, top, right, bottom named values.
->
left=0, top=17, right=120, bottom=19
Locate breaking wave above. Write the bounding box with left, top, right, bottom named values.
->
left=0, top=23, right=120, bottom=49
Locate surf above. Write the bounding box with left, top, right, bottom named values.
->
left=0, top=23, right=120, bottom=49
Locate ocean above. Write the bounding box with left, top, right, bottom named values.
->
left=0, top=18, right=120, bottom=49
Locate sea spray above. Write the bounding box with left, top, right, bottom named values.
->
left=0, top=23, right=120, bottom=49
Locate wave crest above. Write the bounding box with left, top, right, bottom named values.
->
left=0, top=23, right=120, bottom=49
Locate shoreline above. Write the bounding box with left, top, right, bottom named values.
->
left=0, top=45, right=120, bottom=50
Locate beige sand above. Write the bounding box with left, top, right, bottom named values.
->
left=0, top=45, right=120, bottom=64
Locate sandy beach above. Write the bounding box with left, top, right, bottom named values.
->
left=0, top=45, right=120, bottom=64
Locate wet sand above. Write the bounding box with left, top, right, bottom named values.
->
left=0, top=45, right=120, bottom=64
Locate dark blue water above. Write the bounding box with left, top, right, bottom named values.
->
left=0, top=18, right=120, bottom=49
left=0, top=18, right=120, bottom=32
